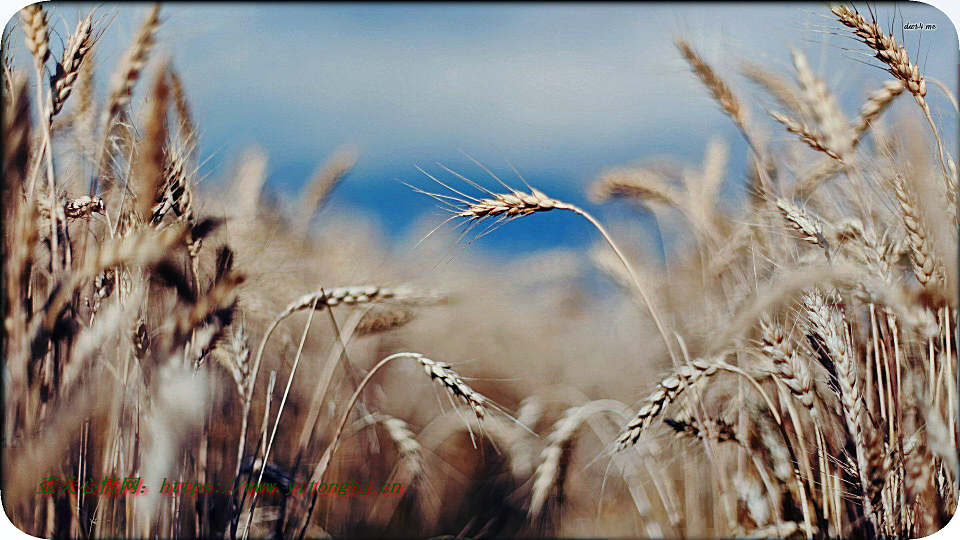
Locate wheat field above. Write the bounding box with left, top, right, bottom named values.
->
left=1, top=2, right=958, bottom=539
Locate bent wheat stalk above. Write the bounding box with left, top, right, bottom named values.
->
left=411, top=166, right=680, bottom=366
left=297, top=352, right=488, bottom=538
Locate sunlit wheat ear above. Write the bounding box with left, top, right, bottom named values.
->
left=758, top=319, right=818, bottom=418
left=833, top=4, right=951, bottom=183
left=49, top=15, right=93, bottom=121
left=851, top=81, right=904, bottom=145
left=589, top=167, right=683, bottom=209
left=106, top=3, right=161, bottom=121
left=406, top=163, right=575, bottom=250
left=674, top=37, right=748, bottom=135
left=892, top=175, right=941, bottom=287
left=529, top=405, right=587, bottom=520
left=416, top=355, right=487, bottom=422
left=19, top=5, right=49, bottom=66
left=615, top=358, right=780, bottom=451
left=775, top=198, right=831, bottom=255
left=769, top=110, right=844, bottom=162
left=379, top=415, right=424, bottom=478
left=831, top=5, right=925, bottom=98
left=355, top=306, right=416, bottom=336
left=408, top=161, right=681, bottom=366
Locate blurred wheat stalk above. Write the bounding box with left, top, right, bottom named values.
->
left=2, top=3, right=957, bottom=539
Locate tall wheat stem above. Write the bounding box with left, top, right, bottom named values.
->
left=297, top=352, right=417, bottom=539
left=241, top=296, right=319, bottom=540
left=570, top=206, right=680, bottom=366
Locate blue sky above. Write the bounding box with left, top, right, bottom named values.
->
left=7, top=2, right=959, bottom=255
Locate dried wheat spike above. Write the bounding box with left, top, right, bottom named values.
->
left=107, top=3, right=161, bottom=120
left=281, top=285, right=447, bottom=317
left=152, top=152, right=189, bottom=223
left=892, top=175, right=939, bottom=286
left=775, top=198, right=831, bottom=253
left=664, top=416, right=738, bottom=444
left=50, top=15, right=93, bottom=120
left=615, top=358, right=723, bottom=449
left=459, top=187, right=574, bottom=221
left=741, top=62, right=804, bottom=116
left=294, top=146, right=358, bottom=234
left=380, top=416, right=423, bottom=478
left=803, top=290, right=878, bottom=524
left=168, top=68, right=193, bottom=137
left=589, top=167, right=683, bottom=208
left=529, top=404, right=589, bottom=519
left=791, top=48, right=848, bottom=153
left=213, top=322, right=251, bottom=399
left=851, top=81, right=904, bottom=145
left=133, top=64, right=170, bottom=222
left=19, top=5, right=49, bottom=65
left=675, top=38, right=749, bottom=134
left=832, top=5, right=926, bottom=98
left=803, top=291, right=861, bottom=428
left=769, top=110, right=843, bottom=161
left=759, top=320, right=817, bottom=416
left=415, top=354, right=487, bottom=421
left=355, top=307, right=416, bottom=336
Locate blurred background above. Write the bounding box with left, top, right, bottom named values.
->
left=7, top=2, right=958, bottom=259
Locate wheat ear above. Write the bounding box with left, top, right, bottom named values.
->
left=803, top=291, right=878, bottom=531
left=50, top=15, right=93, bottom=122
left=832, top=5, right=950, bottom=184
left=769, top=111, right=843, bottom=162
left=892, top=175, right=940, bottom=287
left=615, top=358, right=780, bottom=450
left=296, top=353, right=489, bottom=537
left=412, top=167, right=680, bottom=366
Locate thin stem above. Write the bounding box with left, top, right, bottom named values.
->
left=918, top=97, right=951, bottom=182
left=296, top=307, right=367, bottom=454
left=241, top=296, right=319, bottom=540
left=34, top=61, right=59, bottom=276
left=297, top=352, right=417, bottom=539
left=235, top=299, right=305, bottom=474
left=569, top=205, right=680, bottom=367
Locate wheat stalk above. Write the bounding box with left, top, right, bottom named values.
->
left=411, top=165, right=681, bottom=366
